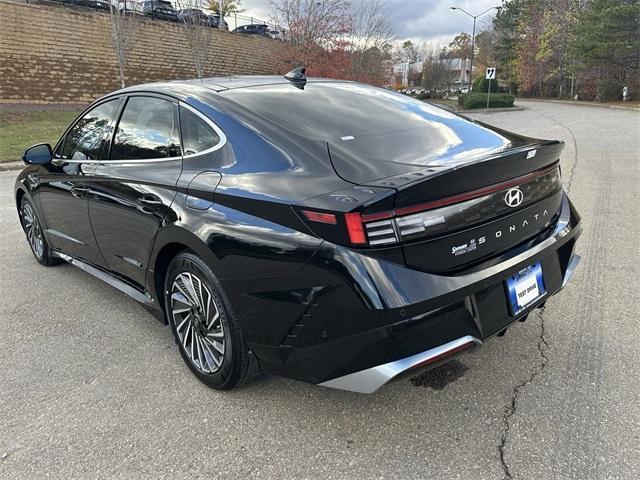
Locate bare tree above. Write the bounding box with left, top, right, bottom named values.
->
left=421, top=48, right=455, bottom=94
left=349, top=0, right=393, bottom=55
left=176, top=0, right=211, bottom=78
left=270, top=0, right=351, bottom=70
left=348, top=0, right=394, bottom=82
left=270, top=0, right=349, bottom=48
left=108, top=1, right=142, bottom=88
left=270, top=0, right=395, bottom=82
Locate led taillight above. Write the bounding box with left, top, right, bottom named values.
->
left=362, top=165, right=562, bottom=245
left=344, top=212, right=367, bottom=244
left=301, top=209, right=368, bottom=245
left=301, top=210, right=338, bottom=225
left=301, top=165, right=560, bottom=248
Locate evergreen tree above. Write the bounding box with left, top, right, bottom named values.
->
left=571, top=0, right=640, bottom=100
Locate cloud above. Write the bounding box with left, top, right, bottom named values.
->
left=386, top=0, right=500, bottom=42
left=234, top=0, right=272, bottom=23
left=239, top=0, right=501, bottom=47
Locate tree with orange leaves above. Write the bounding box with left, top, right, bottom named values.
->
left=270, top=0, right=394, bottom=84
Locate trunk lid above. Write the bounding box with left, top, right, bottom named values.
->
left=327, top=124, right=565, bottom=273
left=327, top=119, right=564, bottom=209
left=327, top=115, right=519, bottom=185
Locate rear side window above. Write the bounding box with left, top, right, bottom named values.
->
left=111, top=96, right=180, bottom=160
left=60, top=99, right=118, bottom=160
left=180, top=107, right=220, bottom=155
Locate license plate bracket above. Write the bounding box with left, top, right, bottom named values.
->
left=506, top=262, right=546, bottom=315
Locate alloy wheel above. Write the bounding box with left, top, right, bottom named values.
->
left=170, top=272, right=226, bottom=374
left=23, top=202, right=44, bottom=259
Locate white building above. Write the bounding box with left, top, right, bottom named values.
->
left=448, top=58, right=474, bottom=88
left=392, top=61, right=423, bottom=86
left=392, top=58, right=475, bottom=88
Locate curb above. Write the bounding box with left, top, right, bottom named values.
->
left=0, top=161, right=24, bottom=172
left=426, top=102, right=525, bottom=114
left=517, top=98, right=640, bottom=112
left=458, top=106, right=525, bottom=114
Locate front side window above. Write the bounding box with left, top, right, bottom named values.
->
left=111, top=96, right=180, bottom=160
left=180, top=107, right=220, bottom=155
left=60, top=99, right=118, bottom=161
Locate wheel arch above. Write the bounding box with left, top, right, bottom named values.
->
left=15, top=186, right=27, bottom=218
left=152, top=242, right=190, bottom=323
left=15, top=185, right=38, bottom=230
left=147, top=226, right=225, bottom=324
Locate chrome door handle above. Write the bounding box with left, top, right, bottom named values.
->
left=137, top=194, right=162, bottom=213
left=137, top=195, right=162, bottom=207
left=70, top=184, right=89, bottom=198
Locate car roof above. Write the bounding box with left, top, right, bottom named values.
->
left=114, top=75, right=350, bottom=95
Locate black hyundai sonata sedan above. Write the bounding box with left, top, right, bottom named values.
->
left=15, top=74, right=581, bottom=393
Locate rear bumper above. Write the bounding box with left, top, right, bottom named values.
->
left=237, top=192, right=581, bottom=392
left=320, top=252, right=580, bottom=394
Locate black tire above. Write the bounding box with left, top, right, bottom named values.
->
left=20, top=197, right=58, bottom=267
left=164, top=252, right=254, bottom=390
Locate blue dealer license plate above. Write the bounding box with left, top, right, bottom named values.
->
left=506, top=262, right=546, bottom=315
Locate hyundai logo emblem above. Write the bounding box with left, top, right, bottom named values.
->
left=504, top=188, right=524, bottom=207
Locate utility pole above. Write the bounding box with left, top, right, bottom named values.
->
left=219, top=0, right=224, bottom=28
left=450, top=5, right=501, bottom=92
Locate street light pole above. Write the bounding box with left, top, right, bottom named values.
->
left=470, top=16, right=476, bottom=92
left=450, top=6, right=500, bottom=92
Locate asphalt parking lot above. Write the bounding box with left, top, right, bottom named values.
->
left=1, top=100, right=639, bottom=479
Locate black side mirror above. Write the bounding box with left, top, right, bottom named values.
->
left=22, top=143, right=53, bottom=165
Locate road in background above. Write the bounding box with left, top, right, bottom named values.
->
left=1, top=101, right=638, bottom=479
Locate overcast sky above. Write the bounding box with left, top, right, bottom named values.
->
left=238, top=0, right=501, bottom=48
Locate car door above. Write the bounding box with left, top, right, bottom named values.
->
left=37, top=98, right=120, bottom=267
left=88, top=94, right=183, bottom=288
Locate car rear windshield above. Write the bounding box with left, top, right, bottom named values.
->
left=220, top=82, right=476, bottom=141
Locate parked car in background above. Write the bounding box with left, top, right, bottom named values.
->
left=268, top=28, right=284, bottom=40
left=177, top=8, right=210, bottom=25
left=232, top=23, right=270, bottom=37
left=67, top=0, right=109, bottom=10
left=208, top=14, right=228, bottom=30
left=143, top=0, right=177, bottom=21
left=117, top=0, right=144, bottom=15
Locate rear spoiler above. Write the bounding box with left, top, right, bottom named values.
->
left=361, top=140, right=564, bottom=211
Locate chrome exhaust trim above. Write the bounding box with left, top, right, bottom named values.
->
left=562, top=254, right=581, bottom=288
left=318, top=335, right=482, bottom=394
